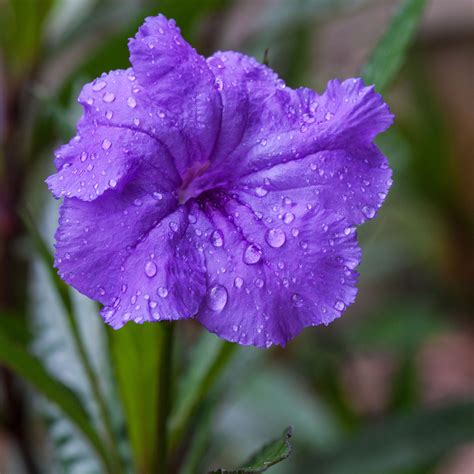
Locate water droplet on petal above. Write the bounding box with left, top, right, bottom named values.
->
left=144, top=261, right=157, bottom=278
left=243, top=244, right=262, bottom=265
left=92, top=81, right=106, bottom=91
left=108, top=178, right=117, bottom=188
left=254, top=278, right=264, bottom=288
left=334, top=300, right=345, bottom=311
left=127, top=96, right=137, bottom=108
left=169, top=221, right=178, bottom=232
left=292, top=293, right=304, bottom=307
left=206, top=284, right=228, bottom=311
left=211, top=230, right=224, bottom=248
left=265, top=228, right=286, bottom=248
left=158, top=287, right=168, bottom=298
left=255, top=186, right=268, bottom=197
left=234, top=277, right=244, bottom=288
left=80, top=152, right=87, bottom=162
left=106, top=110, right=113, bottom=120
left=362, top=206, right=376, bottom=218
left=153, top=192, right=163, bottom=200
left=102, top=138, right=111, bottom=150
left=103, top=92, right=115, bottom=103
left=282, top=212, right=294, bottom=224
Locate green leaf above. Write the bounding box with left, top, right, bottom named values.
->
left=109, top=322, right=163, bottom=473
left=210, top=427, right=292, bottom=473
left=170, top=331, right=237, bottom=450
left=0, top=310, right=31, bottom=346
left=0, top=323, right=110, bottom=469
left=0, top=0, right=55, bottom=78
left=362, top=0, right=427, bottom=92
left=26, top=202, right=125, bottom=474
left=316, top=401, right=474, bottom=474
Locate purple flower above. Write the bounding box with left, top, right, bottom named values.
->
left=46, top=14, right=393, bottom=348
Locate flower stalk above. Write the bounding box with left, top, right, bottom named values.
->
left=156, top=322, right=175, bottom=474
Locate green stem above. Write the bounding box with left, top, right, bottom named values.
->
left=63, top=306, right=125, bottom=474
left=169, top=340, right=237, bottom=452
left=156, top=322, right=175, bottom=474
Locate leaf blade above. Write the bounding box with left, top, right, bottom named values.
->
left=209, top=427, right=293, bottom=474
left=362, top=0, right=428, bottom=92
left=0, top=322, right=110, bottom=470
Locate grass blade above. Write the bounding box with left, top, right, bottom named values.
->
left=362, top=0, right=428, bottom=92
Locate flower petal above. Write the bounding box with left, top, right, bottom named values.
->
left=129, top=15, right=222, bottom=170
left=235, top=144, right=392, bottom=225
left=46, top=128, right=174, bottom=201
left=54, top=162, right=205, bottom=328
left=196, top=52, right=393, bottom=224
left=186, top=191, right=360, bottom=347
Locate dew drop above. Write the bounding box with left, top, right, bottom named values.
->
left=153, top=192, right=163, bottom=200
left=103, top=92, right=115, bottom=103
left=211, top=230, right=224, bottom=248
left=158, top=287, right=168, bottom=298
left=101, top=138, right=112, bottom=150
left=108, top=178, right=117, bottom=188
left=265, top=228, right=286, bottom=248
left=144, top=261, right=157, bottom=278
left=254, top=278, right=264, bottom=288
left=283, top=212, right=294, bottom=224
left=127, top=96, right=137, bottom=108
left=255, top=186, right=268, bottom=197
left=232, top=325, right=239, bottom=332
left=92, top=81, right=106, bottom=91
left=106, top=110, right=113, bottom=120
left=243, top=244, right=262, bottom=265
left=234, top=277, right=244, bottom=288
left=214, top=77, right=223, bottom=91
left=292, top=293, right=304, bottom=307
left=206, top=284, right=228, bottom=311
left=80, top=152, right=87, bottom=162
left=334, top=300, right=345, bottom=311
left=362, top=206, right=376, bottom=218
left=169, top=221, right=178, bottom=232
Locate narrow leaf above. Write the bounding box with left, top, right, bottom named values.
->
left=170, top=332, right=237, bottom=450
left=362, top=0, right=427, bottom=92
left=210, top=427, right=292, bottom=473
left=0, top=325, right=110, bottom=468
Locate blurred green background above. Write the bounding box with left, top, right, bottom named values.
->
left=0, top=0, right=473, bottom=473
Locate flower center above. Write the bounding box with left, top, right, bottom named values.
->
left=178, top=160, right=211, bottom=204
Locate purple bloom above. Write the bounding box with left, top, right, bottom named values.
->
left=46, top=14, right=393, bottom=348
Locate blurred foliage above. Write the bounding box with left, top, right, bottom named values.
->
left=1, top=0, right=473, bottom=473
